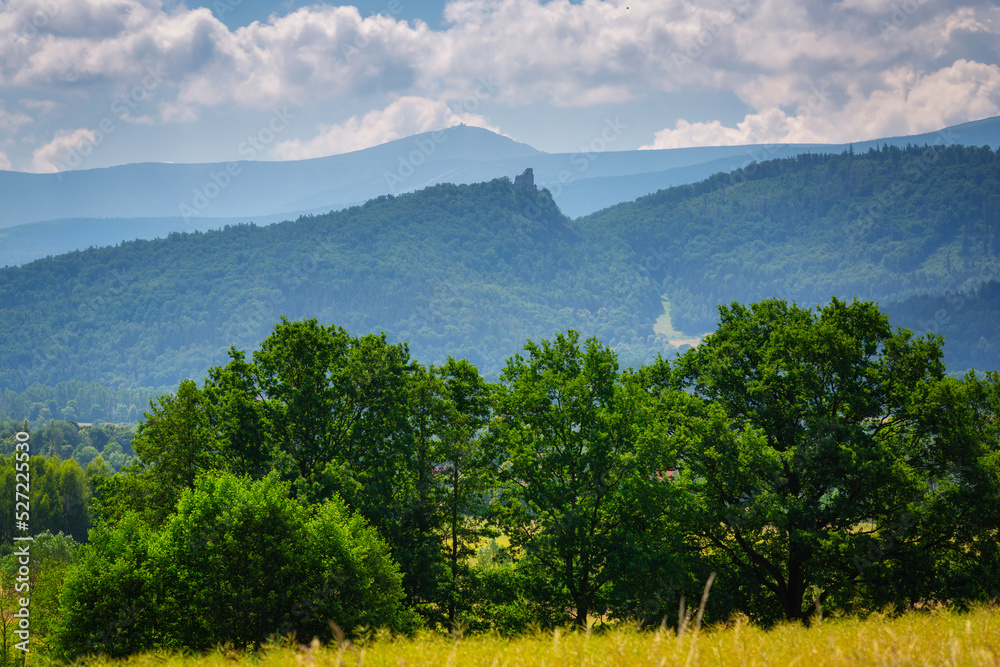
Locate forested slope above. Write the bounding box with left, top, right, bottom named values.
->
left=883, top=279, right=1000, bottom=374
left=0, top=178, right=661, bottom=391
left=2, top=145, right=999, bottom=395
left=579, top=144, right=1000, bottom=334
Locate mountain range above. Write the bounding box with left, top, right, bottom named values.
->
left=1, top=142, right=998, bottom=403
left=3, top=116, right=1000, bottom=268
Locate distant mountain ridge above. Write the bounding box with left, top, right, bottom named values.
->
left=1, top=144, right=998, bottom=395
left=3, top=117, right=1000, bottom=267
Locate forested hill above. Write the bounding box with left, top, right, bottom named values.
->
left=1, top=145, right=999, bottom=394
left=579, top=144, right=1000, bottom=334
left=0, top=178, right=661, bottom=391
left=883, top=278, right=1000, bottom=374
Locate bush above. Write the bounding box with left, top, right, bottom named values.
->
left=52, top=471, right=413, bottom=658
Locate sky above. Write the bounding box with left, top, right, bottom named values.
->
left=1, top=0, right=999, bottom=172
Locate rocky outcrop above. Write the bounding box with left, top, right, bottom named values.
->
left=514, top=168, right=534, bottom=189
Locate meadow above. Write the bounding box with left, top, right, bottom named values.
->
left=68, top=607, right=1000, bottom=667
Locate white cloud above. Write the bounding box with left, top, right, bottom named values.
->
left=271, top=96, right=500, bottom=160
left=0, top=150, right=11, bottom=170
left=2, top=0, right=998, bottom=114
left=642, top=60, right=1000, bottom=149
left=30, top=128, right=96, bottom=172
left=0, top=0, right=999, bottom=167
left=19, top=99, right=59, bottom=115
left=0, top=104, right=32, bottom=133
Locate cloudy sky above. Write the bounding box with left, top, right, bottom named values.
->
left=1, top=0, right=998, bottom=172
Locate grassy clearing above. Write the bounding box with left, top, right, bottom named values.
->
left=654, top=298, right=704, bottom=348
left=69, top=607, right=1000, bottom=667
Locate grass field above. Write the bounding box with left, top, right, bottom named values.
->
left=69, top=606, right=1000, bottom=667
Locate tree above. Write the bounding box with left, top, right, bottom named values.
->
left=490, top=331, right=668, bottom=626
left=51, top=514, right=155, bottom=658
left=130, top=379, right=224, bottom=509
left=251, top=319, right=413, bottom=522
left=53, top=472, right=413, bottom=658
left=407, top=357, right=495, bottom=628
left=0, top=455, right=91, bottom=544
left=666, top=297, right=950, bottom=621
left=900, top=370, right=1000, bottom=604
left=434, top=358, right=495, bottom=629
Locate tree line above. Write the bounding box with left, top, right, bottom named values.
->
left=4, top=298, right=996, bottom=660
left=0, top=380, right=159, bottom=425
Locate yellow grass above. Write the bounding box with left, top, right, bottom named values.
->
left=64, top=606, right=1000, bottom=667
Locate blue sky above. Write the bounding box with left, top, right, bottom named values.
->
left=1, top=0, right=999, bottom=172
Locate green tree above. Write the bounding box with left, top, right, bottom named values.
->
left=899, top=370, right=1000, bottom=604
left=0, top=455, right=91, bottom=545
left=433, top=358, right=495, bottom=629
left=149, top=472, right=412, bottom=648
left=666, top=298, right=950, bottom=621
left=490, top=331, right=668, bottom=626
left=52, top=514, right=154, bottom=658
left=405, top=358, right=495, bottom=628
left=129, top=379, right=224, bottom=513
left=53, top=472, right=413, bottom=658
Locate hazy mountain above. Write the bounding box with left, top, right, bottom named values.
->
left=1, top=144, right=998, bottom=397
left=3, top=117, right=1000, bottom=267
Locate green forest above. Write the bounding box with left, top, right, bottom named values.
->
left=1, top=145, right=999, bottom=405
left=1, top=300, right=998, bottom=661
left=579, top=144, right=1000, bottom=330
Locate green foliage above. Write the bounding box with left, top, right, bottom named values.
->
left=0, top=453, right=91, bottom=545
left=0, top=418, right=135, bottom=472
left=461, top=556, right=565, bottom=635
left=489, top=330, right=673, bottom=625
left=663, top=298, right=969, bottom=621
left=51, top=513, right=154, bottom=658
left=0, top=531, right=79, bottom=663
left=52, top=472, right=412, bottom=659
left=35, top=297, right=1000, bottom=654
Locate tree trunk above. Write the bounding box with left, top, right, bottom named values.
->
left=448, top=466, right=460, bottom=631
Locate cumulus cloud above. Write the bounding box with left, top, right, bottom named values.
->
left=642, top=60, right=1000, bottom=149
left=30, top=128, right=96, bottom=172
left=3, top=0, right=998, bottom=112
left=271, top=96, right=500, bottom=160
left=0, top=0, right=999, bottom=165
